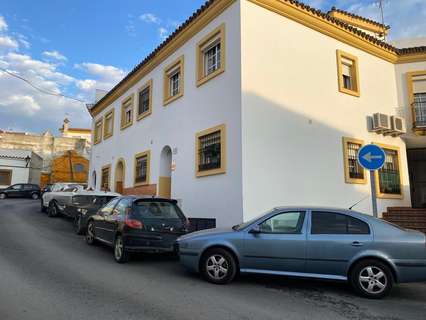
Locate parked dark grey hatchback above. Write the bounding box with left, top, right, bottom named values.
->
left=86, top=196, right=189, bottom=263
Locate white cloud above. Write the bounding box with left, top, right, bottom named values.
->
left=0, top=35, right=19, bottom=50
left=139, top=13, right=161, bottom=24
left=0, top=16, right=7, bottom=32
left=42, top=50, right=67, bottom=61
left=158, top=27, right=169, bottom=40
left=1, top=95, right=41, bottom=115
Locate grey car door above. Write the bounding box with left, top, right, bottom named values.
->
left=242, top=211, right=307, bottom=273
left=306, top=211, right=373, bottom=279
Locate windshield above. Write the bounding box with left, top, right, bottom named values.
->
left=132, top=201, right=183, bottom=220
left=233, top=209, right=274, bottom=231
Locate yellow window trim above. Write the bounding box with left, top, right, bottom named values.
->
left=406, top=70, right=426, bottom=132
left=196, top=23, right=226, bottom=87
left=133, top=150, right=151, bottom=187
left=101, top=164, right=112, bottom=190
left=336, top=50, right=360, bottom=97
left=195, top=124, right=226, bottom=178
left=103, top=109, right=114, bottom=140
left=120, top=94, right=135, bottom=130
left=342, top=137, right=366, bottom=184
left=137, top=79, right=153, bottom=121
left=94, top=119, right=103, bottom=145
left=163, top=56, right=184, bottom=106
left=372, top=142, right=403, bottom=199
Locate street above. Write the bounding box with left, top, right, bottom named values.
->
left=0, top=199, right=425, bottom=320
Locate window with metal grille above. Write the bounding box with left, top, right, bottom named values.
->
left=198, top=130, right=221, bottom=172
left=414, top=93, right=426, bottom=127
left=378, top=149, right=401, bottom=195
left=204, top=41, right=221, bottom=76
left=135, top=155, right=148, bottom=184
left=101, top=167, right=110, bottom=190
left=138, top=86, right=150, bottom=116
left=0, top=170, right=12, bottom=185
left=346, top=141, right=364, bottom=179
left=169, top=71, right=180, bottom=97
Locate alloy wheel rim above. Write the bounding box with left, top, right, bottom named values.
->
left=206, top=254, right=229, bottom=280
left=115, top=238, right=123, bottom=259
left=0, top=194, right=5, bottom=199
left=359, top=266, right=387, bottom=294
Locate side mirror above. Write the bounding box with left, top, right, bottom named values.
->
left=249, top=225, right=261, bottom=234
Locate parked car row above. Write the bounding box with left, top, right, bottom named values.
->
left=38, top=183, right=426, bottom=299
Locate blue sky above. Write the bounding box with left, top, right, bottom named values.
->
left=0, top=0, right=425, bottom=134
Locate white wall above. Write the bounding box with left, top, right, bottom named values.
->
left=0, top=158, right=30, bottom=187
left=89, top=1, right=243, bottom=227
left=240, top=1, right=411, bottom=221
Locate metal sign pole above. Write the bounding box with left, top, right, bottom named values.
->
left=370, top=170, right=378, bottom=218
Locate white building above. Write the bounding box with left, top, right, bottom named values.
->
left=0, top=149, right=43, bottom=188
left=88, top=0, right=426, bottom=227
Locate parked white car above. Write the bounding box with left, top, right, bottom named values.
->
left=41, top=183, right=86, bottom=215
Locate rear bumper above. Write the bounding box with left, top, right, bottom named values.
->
left=393, top=259, right=426, bottom=283
left=123, top=233, right=181, bottom=253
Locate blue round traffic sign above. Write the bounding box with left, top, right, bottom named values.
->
left=357, top=144, right=386, bottom=171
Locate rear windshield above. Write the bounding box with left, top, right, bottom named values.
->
left=132, top=201, right=183, bottom=220
left=94, top=196, right=117, bottom=207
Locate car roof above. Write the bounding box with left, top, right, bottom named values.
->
left=124, top=195, right=178, bottom=203
left=76, top=190, right=121, bottom=197
left=273, top=206, right=370, bottom=219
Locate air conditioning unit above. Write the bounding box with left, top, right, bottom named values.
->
left=371, top=113, right=391, bottom=133
left=390, top=116, right=406, bottom=136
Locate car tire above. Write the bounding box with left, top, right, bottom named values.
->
left=350, top=259, right=394, bottom=299
left=86, top=221, right=96, bottom=245
left=0, top=193, right=6, bottom=200
left=47, top=202, right=59, bottom=218
left=113, top=235, right=130, bottom=263
left=31, top=193, right=39, bottom=200
left=201, top=248, right=237, bottom=284
left=74, top=215, right=85, bottom=235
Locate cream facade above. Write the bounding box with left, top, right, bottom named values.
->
left=88, top=0, right=426, bottom=227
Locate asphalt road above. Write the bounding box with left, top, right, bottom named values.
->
left=0, top=199, right=425, bottom=320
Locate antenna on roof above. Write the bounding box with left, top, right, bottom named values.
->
left=348, top=195, right=370, bottom=210
left=378, top=0, right=386, bottom=41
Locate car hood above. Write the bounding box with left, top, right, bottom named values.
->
left=179, top=227, right=234, bottom=241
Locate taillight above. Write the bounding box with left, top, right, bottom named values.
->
left=125, top=219, right=143, bottom=229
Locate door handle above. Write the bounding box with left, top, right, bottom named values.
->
left=351, top=241, right=363, bottom=247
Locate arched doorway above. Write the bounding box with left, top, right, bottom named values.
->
left=114, top=159, right=125, bottom=194
left=91, top=170, right=97, bottom=190
left=159, top=146, right=172, bottom=198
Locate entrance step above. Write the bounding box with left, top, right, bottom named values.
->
left=383, top=207, right=426, bottom=234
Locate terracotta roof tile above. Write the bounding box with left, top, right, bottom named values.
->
left=327, top=6, right=390, bottom=30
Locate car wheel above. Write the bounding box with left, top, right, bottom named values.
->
left=350, top=259, right=394, bottom=299
left=113, top=235, right=129, bottom=263
left=86, top=221, right=96, bottom=245
left=201, top=248, right=237, bottom=284
left=0, top=193, right=6, bottom=200
left=31, top=193, right=39, bottom=200
left=47, top=202, right=58, bottom=218
left=74, top=215, right=85, bottom=235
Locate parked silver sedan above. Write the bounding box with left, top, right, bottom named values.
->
left=177, top=207, right=426, bottom=299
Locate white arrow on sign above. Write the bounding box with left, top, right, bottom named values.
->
left=362, top=152, right=383, bottom=163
